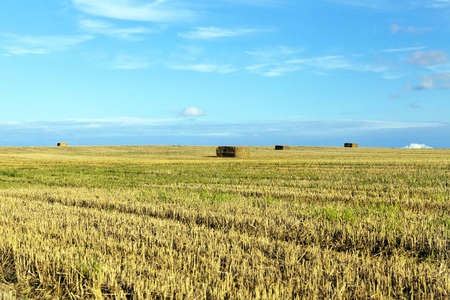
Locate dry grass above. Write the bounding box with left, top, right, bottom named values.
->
left=0, top=283, right=16, bottom=300
left=0, top=145, right=449, bottom=299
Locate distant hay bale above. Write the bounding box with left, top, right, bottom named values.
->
left=275, top=145, right=291, bottom=150
left=57, top=142, right=68, bottom=147
left=216, top=146, right=250, bottom=158
left=344, top=143, right=358, bottom=148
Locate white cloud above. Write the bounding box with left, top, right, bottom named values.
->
left=390, top=24, right=401, bottom=33
left=380, top=46, right=426, bottom=53
left=404, top=143, right=433, bottom=149
left=288, top=56, right=351, bottom=69
left=248, top=54, right=389, bottom=76
left=0, top=118, right=439, bottom=134
left=1, top=34, right=93, bottom=55
left=78, top=19, right=155, bottom=40
left=112, top=55, right=150, bottom=69
left=5, top=48, right=49, bottom=55
left=178, top=27, right=261, bottom=39
left=408, top=50, right=448, bottom=66
left=245, top=46, right=304, bottom=61
left=169, top=63, right=236, bottom=73
left=286, top=55, right=385, bottom=72
left=348, top=120, right=441, bottom=131
left=69, top=117, right=178, bottom=125
left=253, top=65, right=303, bottom=77
left=218, top=0, right=285, bottom=6
left=0, top=118, right=447, bottom=147
left=405, top=26, right=433, bottom=34
left=180, top=107, right=205, bottom=117
left=428, top=0, right=450, bottom=8
left=72, top=0, right=195, bottom=22
left=382, top=73, right=405, bottom=80
left=0, top=117, right=180, bottom=136
left=325, top=0, right=393, bottom=9
left=170, top=45, right=204, bottom=62
left=405, top=74, right=450, bottom=90
left=389, top=24, right=432, bottom=34
left=329, top=0, right=450, bottom=9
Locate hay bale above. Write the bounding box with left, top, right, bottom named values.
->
left=275, top=145, right=291, bottom=150
left=344, top=143, right=358, bottom=148
left=57, top=142, right=68, bottom=147
left=216, top=146, right=250, bottom=158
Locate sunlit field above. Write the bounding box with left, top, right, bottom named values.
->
left=0, top=145, right=449, bottom=299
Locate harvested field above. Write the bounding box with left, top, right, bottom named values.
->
left=0, top=145, right=449, bottom=299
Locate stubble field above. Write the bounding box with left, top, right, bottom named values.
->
left=0, top=145, right=449, bottom=299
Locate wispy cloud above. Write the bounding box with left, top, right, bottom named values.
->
left=178, top=27, right=263, bottom=39
left=380, top=46, right=426, bottom=53
left=0, top=118, right=442, bottom=139
left=327, top=0, right=450, bottom=10
left=1, top=34, right=93, bottom=55
left=0, top=117, right=179, bottom=135
left=305, top=55, right=390, bottom=72
left=428, top=0, right=450, bottom=8
left=169, top=63, right=236, bottom=73
left=218, top=0, right=286, bottom=7
left=247, top=64, right=302, bottom=77
left=3, top=48, right=49, bottom=55
left=170, top=45, right=204, bottom=62
left=408, top=50, right=448, bottom=66
left=326, top=0, right=395, bottom=9
left=342, top=120, right=442, bottom=131
left=78, top=19, right=156, bottom=40
left=328, top=0, right=448, bottom=10
left=72, top=0, right=195, bottom=22
left=404, top=26, right=433, bottom=34
left=286, top=56, right=353, bottom=70
left=390, top=24, right=401, bottom=33
left=0, top=117, right=446, bottom=147
left=248, top=54, right=389, bottom=77
left=390, top=24, right=432, bottom=34
left=245, top=46, right=304, bottom=61
left=180, top=107, right=205, bottom=116
left=112, top=55, right=150, bottom=69
left=382, top=73, right=405, bottom=80
left=405, top=74, right=450, bottom=90
left=404, top=143, right=433, bottom=149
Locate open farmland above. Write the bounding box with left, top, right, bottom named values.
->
left=0, top=145, right=450, bottom=299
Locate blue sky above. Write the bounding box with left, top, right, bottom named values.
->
left=1, top=0, right=449, bottom=148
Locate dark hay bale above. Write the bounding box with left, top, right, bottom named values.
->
left=216, top=146, right=250, bottom=158
left=344, top=143, right=358, bottom=148
left=57, top=142, right=68, bottom=147
left=275, top=145, right=291, bottom=150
